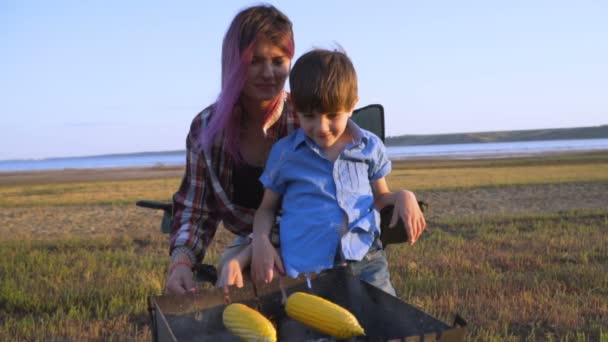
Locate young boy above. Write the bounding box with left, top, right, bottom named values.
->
left=218, top=48, right=422, bottom=295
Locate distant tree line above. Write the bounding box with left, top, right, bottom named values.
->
left=386, top=124, right=608, bottom=146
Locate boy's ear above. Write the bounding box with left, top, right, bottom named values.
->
left=347, top=97, right=360, bottom=116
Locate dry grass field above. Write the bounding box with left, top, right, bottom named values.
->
left=1, top=152, right=607, bottom=341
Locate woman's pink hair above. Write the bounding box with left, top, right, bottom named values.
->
left=201, top=5, right=294, bottom=162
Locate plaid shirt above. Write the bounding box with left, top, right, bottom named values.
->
left=170, top=93, right=298, bottom=263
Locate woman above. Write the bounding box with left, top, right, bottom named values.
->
left=165, top=4, right=426, bottom=295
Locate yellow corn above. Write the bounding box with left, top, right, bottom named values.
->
left=285, top=292, right=365, bottom=339
left=222, top=303, right=277, bottom=342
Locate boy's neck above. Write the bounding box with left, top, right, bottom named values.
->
left=322, top=128, right=352, bottom=162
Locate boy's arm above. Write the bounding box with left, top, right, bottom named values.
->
left=372, top=177, right=426, bottom=245
left=251, top=189, right=284, bottom=284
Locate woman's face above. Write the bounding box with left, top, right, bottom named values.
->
left=242, top=39, right=291, bottom=104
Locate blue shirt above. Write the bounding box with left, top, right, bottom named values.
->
left=260, top=120, right=392, bottom=277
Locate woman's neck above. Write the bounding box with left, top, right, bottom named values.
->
left=240, top=97, right=274, bottom=126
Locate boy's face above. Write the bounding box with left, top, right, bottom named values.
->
left=297, top=110, right=353, bottom=149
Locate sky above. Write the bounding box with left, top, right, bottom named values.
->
left=1, top=1, right=607, bottom=160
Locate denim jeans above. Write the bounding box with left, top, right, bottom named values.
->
left=347, top=247, right=396, bottom=296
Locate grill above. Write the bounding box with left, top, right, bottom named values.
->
left=149, top=267, right=466, bottom=341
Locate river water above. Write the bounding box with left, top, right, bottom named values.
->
left=1, top=138, right=607, bottom=172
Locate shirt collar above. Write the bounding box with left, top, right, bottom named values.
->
left=347, top=119, right=365, bottom=146
left=293, top=128, right=308, bottom=150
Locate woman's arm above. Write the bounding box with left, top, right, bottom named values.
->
left=251, top=189, right=284, bottom=284
left=372, top=177, right=426, bottom=245
left=166, top=112, right=221, bottom=294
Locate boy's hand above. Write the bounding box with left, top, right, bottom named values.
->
left=251, top=235, right=284, bottom=284
left=217, top=243, right=253, bottom=299
left=218, top=259, right=245, bottom=288
left=217, top=259, right=244, bottom=296
left=390, top=190, right=426, bottom=245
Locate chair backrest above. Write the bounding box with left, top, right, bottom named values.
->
left=352, top=104, right=385, bottom=142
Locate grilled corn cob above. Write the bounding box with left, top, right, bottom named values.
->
left=222, top=303, right=277, bottom=342
left=285, top=292, right=365, bottom=339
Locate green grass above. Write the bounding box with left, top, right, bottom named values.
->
left=0, top=237, right=167, bottom=340
left=388, top=209, right=608, bottom=341
left=1, top=152, right=607, bottom=340
left=0, top=178, right=180, bottom=207
left=3, top=153, right=608, bottom=208
left=388, top=155, right=608, bottom=191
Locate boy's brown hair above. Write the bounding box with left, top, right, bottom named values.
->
left=289, top=49, right=358, bottom=113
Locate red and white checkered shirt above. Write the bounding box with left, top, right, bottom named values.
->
left=170, top=93, right=298, bottom=263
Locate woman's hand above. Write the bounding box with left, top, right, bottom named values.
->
left=390, top=190, right=426, bottom=245
left=251, top=234, right=284, bottom=284
left=165, top=263, right=196, bottom=295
